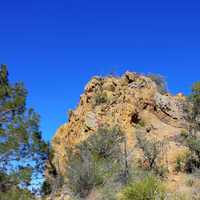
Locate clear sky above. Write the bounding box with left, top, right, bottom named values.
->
left=1, top=0, right=200, bottom=141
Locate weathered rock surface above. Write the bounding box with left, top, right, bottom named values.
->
left=48, top=71, right=190, bottom=199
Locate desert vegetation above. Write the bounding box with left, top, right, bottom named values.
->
left=1, top=66, right=200, bottom=200
left=147, top=73, right=168, bottom=94
left=66, top=125, right=125, bottom=198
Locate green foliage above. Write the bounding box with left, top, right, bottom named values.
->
left=190, top=81, right=200, bottom=107
left=186, top=81, right=200, bottom=129
left=97, top=187, right=118, bottom=200
left=67, top=125, right=125, bottom=198
left=147, top=74, right=167, bottom=94
left=185, top=178, right=194, bottom=187
left=41, top=179, right=52, bottom=196
left=93, top=91, right=108, bottom=106
left=119, top=175, right=166, bottom=200
left=184, top=153, right=200, bottom=173
left=179, top=81, right=200, bottom=173
left=175, top=154, right=187, bottom=172
left=0, top=65, right=48, bottom=197
left=0, top=187, right=35, bottom=200
left=41, top=144, right=57, bottom=196
left=135, top=120, right=146, bottom=128
left=178, top=133, right=200, bottom=173
left=154, top=165, right=169, bottom=178
left=187, top=137, right=200, bottom=159
left=136, top=130, right=165, bottom=171
left=175, top=158, right=182, bottom=172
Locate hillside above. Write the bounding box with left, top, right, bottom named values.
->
left=45, top=72, right=200, bottom=200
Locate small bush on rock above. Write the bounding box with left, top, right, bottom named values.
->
left=136, top=130, right=165, bottom=171
left=118, top=175, right=166, bottom=200
left=66, top=125, right=125, bottom=198
left=93, top=91, right=108, bottom=106
left=147, top=74, right=167, bottom=94
left=178, top=133, right=200, bottom=173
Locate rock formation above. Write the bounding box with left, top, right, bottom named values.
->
left=47, top=71, right=192, bottom=199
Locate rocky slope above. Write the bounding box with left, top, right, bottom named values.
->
left=47, top=71, right=193, bottom=199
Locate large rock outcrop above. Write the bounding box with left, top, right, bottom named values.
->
left=48, top=71, right=190, bottom=199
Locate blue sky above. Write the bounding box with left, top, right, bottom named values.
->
left=0, top=0, right=200, bottom=141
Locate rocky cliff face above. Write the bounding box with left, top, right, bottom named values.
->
left=48, top=71, right=190, bottom=199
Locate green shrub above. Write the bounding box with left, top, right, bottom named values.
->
left=185, top=178, right=195, bottom=187
left=180, top=136, right=200, bottom=173
left=41, top=179, right=52, bottom=196
left=176, top=130, right=200, bottom=173
left=154, top=165, right=169, bottom=178
left=93, top=91, right=108, bottom=106
left=147, top=74, right=167, bottom=94
left=136, top=130, right=165, bottom=171
left=181, top=81, right=200, bottom=173
left=175, top=154, right=187, bottom=172
left=66, top=125, right=125, bottom=198
left=136, top=120, right=146, bottom=128
left=95, top=183, right=120, bottom=200
left=187, top=137, right=200, bottom=160
left=184, top=153, right=199, bottom=173
left=175, top=156, right=183, bottom=172
left=189, top=81, right=200, bottom=124
left=180, top=130, right=189, bottom=138
left=0, top=187, right=35, bottom=200
left=118, top=176, right=166, bottom=200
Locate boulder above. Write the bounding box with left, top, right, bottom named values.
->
left=85, top=111, right=98, bottom=130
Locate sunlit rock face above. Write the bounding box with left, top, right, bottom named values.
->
left=48, top=71, right=189, bottom=199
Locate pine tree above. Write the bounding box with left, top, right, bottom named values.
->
left=0, top=64, right=48, bottom=199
